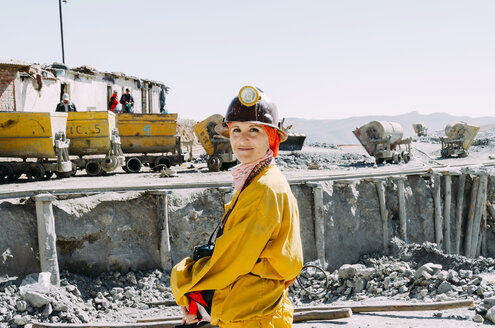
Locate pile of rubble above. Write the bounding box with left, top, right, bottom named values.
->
left=288, top=240, right=495, bottom=324
left=4, top=240, right=495, bottom=326
left=276, top=150, right=374, bottom=170
left=306, top=142, right=339, bottom=149
left=0, top=269, right=179, bottom=327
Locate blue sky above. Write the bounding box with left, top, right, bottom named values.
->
left=2, top=1, right=494, bottom=120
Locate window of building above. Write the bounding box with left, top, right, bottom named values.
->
left=60, top=83, right=70, bottom=101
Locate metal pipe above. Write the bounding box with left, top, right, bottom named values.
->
left=58, top=0, right=65, bottom=64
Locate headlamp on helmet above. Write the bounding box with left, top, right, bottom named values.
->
left=238, top=86, right=260, bottom=107
left=214, top=85, right=288, bottom=142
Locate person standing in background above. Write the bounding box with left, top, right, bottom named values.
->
left=55, top=93, right=77, bottom=112
left=120, top=88, right=135, bottom=113
left=109, top=91, right=119, bottom=112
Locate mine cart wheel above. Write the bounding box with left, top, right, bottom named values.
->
left=402, top=151, right=411, bottom=163
left=296, top=264, right=328, bottom=295
left=375, top=157, right=384, bottom=165
left=207, top=156, right=223, bottom=172
left=155, top=156, right=171, bottom=169
left=440, top=148, right=449, bottom=158
left=26, top=163, right=46, bottom=181
left=221, top=161, right=236, bottom=171
left=125, top=157, right=142, bottom=173
left=0, top=163, right=14, bottom=182
left=460, top=151, right=468, bottom=158
left=85, top=161, right=103, bottom=176
left=393, top=152, right=401, bottom=164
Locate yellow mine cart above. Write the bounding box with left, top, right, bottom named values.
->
left=0, top=112, right=72, bottom=181
left=194, top=114, right=236, bottom=172
left=66, top=111, right=124, bottom=176
left=194, top=114, right=224, bottom=157
left=116, top=113, right=183, bottom=172
left=440, top=122, right=480, bottom=158
left=412, top=123, right=428, bottom=137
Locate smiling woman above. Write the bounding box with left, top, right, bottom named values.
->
left=171, top=86, right=303, bottom=327
left=228, top=122, right=269, bottom=164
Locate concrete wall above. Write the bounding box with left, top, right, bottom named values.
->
left=1, top=173, right=494, bottom=277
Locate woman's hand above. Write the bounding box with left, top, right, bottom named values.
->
left=181, top=306, right=199, bottom=324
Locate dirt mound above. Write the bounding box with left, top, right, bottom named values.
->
left=391, top=238, right=495, bottom=273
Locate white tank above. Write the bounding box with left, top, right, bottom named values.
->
left=353, top=121, right=404, bottom=156
left=363, top=121, right=404, bottom=144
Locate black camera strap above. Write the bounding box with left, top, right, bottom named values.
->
left=206, top=158, right=273, bottom=246
left=207, top=190, right=241, bottom=246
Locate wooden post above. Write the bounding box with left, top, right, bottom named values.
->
left=395, top=177, right=408, bottom=243
left=443, top=174, right=452, bottom=253
left=373, top=179, right=389, bottom=251
left=33, top=194, right=60, bottom=287
left=148, top=190, right=172, bottom=271
left=464, top=176, right=479, bottom=257
left=308, top=183, right=326, bottom=269
left=455, top=173, right=466, bottom=254
left=218, top=187, right=234, bottom=205
left=433, top=173, right=443, bottom=250
left=470, top=174, right=488, bottom=258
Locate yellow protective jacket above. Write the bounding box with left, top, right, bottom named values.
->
left=171, top=165, right=303, bottom=325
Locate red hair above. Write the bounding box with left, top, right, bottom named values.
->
left=262, top=125, right=280, bottom=157
left=227, top=123, right=280, bottom=157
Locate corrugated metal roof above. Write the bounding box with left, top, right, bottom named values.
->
left=1, top=59, right=168, bottom=88
left=0, top=59, right=32, bottom=68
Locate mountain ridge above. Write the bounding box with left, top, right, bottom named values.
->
left=284, top=111, right=495, bottom=144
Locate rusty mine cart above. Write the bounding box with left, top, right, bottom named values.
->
left=440, top=122, right=479, bottom=158
left=0, top=112, right=73, bottom=181
left=412, top=123, right=428, bottom=137
left=353, top=121, right=412, bottom=165
left=194, top=114, right=237, bottom=172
